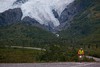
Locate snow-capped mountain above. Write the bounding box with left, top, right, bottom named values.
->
left=0, top=0, right=98, bottom=48
left=0, top=0, right=74, bottom=27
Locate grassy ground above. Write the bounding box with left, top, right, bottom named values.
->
left=0, top=47, right=42, bottom=63
left=0, top=47, right=97, bottom=63
left=86, top=48, right=100, bottom=58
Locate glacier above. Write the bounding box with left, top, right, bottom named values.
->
left=0, top=0, right=74, bottom=27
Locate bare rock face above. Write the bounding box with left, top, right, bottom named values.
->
left=57, top=0, right=94, bottom=30
left=0, top=8, right=22, bottom=26
left=22, top=16, right=39, bottom=24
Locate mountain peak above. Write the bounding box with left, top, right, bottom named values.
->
left=0, top=0, right=74, bottom=27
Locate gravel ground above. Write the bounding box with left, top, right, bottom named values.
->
left=0, top=62, right=100, bottom=67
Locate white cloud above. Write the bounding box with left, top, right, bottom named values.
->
left=0, top=0, right=16, bottom=12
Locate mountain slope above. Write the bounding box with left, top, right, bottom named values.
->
left=0, top=23, right=57, bottom=47
left=0, top=0, right=100, bottom=48
left=0, top=8, right=22, bottom=26
left=59, top=0, right=100, bottom=47
left=0, top=0, right=75, bottom=27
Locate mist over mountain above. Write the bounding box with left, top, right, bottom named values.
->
left=0, top=0, right=74, bottom=29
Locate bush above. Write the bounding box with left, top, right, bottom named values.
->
left=38, top=45, right=79, bottom=62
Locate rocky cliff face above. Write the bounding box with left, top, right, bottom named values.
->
left=0, top=8, right=22, bottom=26
left=57, top=0, right=94, bottom=30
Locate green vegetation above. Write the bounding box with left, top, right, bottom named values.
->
left=59, top=0, right=100, bottom=58
left=0, top=47, right=94, bottom=63
left=0, top=0, right=100, bottom=62
left=87, top=48, right=100, bottom=58
left=38, top=45, right=94, bottom=62
left=0, top=23, right=57, bottom=48
left=0, top=47, right=42, bottom=63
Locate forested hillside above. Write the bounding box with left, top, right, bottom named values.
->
left=59, top=0, right=100, bottom=48
left=0, top=23, right=57, bottom=47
